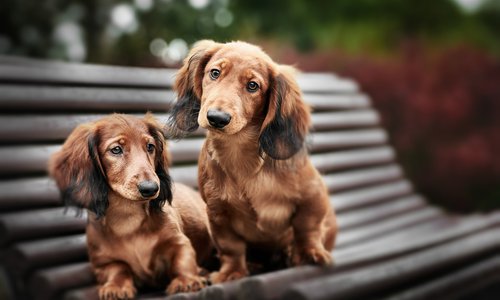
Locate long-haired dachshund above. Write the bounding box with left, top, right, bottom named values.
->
left=49, top=113, right=211, bottom=299
left=169, top=40, right=337, bottom=283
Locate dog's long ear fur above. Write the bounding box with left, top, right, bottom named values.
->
left=259, top=65, right=311, bottom=160
left=168, top=40, right=221, bottom=136
left=48, top=124, right=109, bottom=218
left=144, top=114, right=173, bottom=211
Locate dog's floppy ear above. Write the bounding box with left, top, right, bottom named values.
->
left=48, top=123, right=109, bottom=218
left=144, top=113, right=173, bottom=211
left=168, top=40, right=221, bottom=135
left=259, top=65, right=311, bottom=160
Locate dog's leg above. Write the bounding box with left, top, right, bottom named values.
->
left=208, top=219, right=249, bottom=283
left=165, top=242, right=208, bottom=295
left=95, top=262, right=136, bottom=300
left=290, top=194, right=334, bottom=266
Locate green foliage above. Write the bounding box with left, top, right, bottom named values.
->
left=0, top=0, right=499, bottom=62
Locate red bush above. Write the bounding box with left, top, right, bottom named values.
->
left=339, top=44, right=500, bottom=212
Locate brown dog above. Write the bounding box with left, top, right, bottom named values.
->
left=49, top=113, right=211, bottom=299
left=169, top=40, right=337, bottom=283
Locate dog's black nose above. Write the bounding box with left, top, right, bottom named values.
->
left=207, top=109, right=231, bottom=129
left=138, top=181, right=159, bottom=198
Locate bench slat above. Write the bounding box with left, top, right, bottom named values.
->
left=0, top=208, right=86, bottom=246
left=283, top=226, right=500, bottom=300
left=0, top=143, right=394, bottom=176
left=4, top=234, right=87, bottom=276
left=0, top=110, right=378, bottom=143
left=0, top=85, right=175, bottom=112
left=311, top=110, right=379, bottom=131
left=0, top=84, right=369, bottom=112
left=332, top=179, right=413, bottom=212
left=336, top=194, right=425, bottom=230
left=313, top=146, right=395, bottom=173
left=336, top=207, right=443, bottom=249
left=323, top=164, right=402, bottom=193
left=386, top=255, right=500, bottom=300
left=306, top=94, right=371, bottom=111
left=310, top=129, right=387, bottom=152
left=0, top=177, right=61, bottom=210
left=334, top=213, right=500, bottom=268
left=0, top=60, right=357, bottom=93
left=29, top=262, right=94, bottom=300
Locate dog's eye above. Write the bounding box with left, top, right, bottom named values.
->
left=147, top=143, right=155, bottom=153
left=209, top=69, right=220, bottom=80
left=110, top=146, right=123, bottom=155
left=247, top=81, right=259, bottom=92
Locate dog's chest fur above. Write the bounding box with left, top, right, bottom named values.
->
left=213, top=166, right=297, bottom=242
left=116, top=233, right=161, bottom=280
left=205, top=137, right=302, bottom=242
left=90, top=214, right=168, bottom=284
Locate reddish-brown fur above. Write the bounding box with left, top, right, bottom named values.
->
left=170, top=41, right=337, bottom=283
left=48, top=114, right=212, bottom=299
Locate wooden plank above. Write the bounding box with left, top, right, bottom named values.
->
left=0, top=266, right=15, bottom=300
left=170, top=166, right=198, bottom=188
left=0, top=64, right=176, bottom=88
left=386, top=255, right=500, bottom=300
left=282, top=226, right=500, bottom=300
left=332, top=179, right=413, bottom=212
left=0, top=59, right=353, bottom=93
left=0, top=207, right=86, bottom=246
left=63, top=286, right=98, bottom=300
left=312, top=146, right=396, bottom=173
left=0, top=85, right=175, bottom=112
left=336, top=207, right=443, bottom=249
left=309, top=129, right=387, bottom=152
left=29, top=262, right=94, bottom=300
left=0, top=177, right=61, bottom=210
left=0, top=110, right=377, bottom=143
left=323, top=164, right=403, bottom=193
left=336, top=195, right=426, bottom=230
left=296, top=74, right=358, bottom=93
left=0, top=143, right=394, bottom=176
left=0, top=84, right=369, bottom=112
left=4, top=234, right=87, bottom=276
left=305, top=94, right=371, bottom=111
left=311, top=110, right=379, bottom=131
left=0, top=145, right=60, bottom=176
left=333, top=213, right=500, bottom=268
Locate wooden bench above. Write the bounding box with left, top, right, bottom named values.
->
left=1, top=56, right=499, bottom=300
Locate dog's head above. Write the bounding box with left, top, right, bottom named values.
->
left=48, top=113, right=172, bottom=218
left=169, top=40, right=311, bottom=160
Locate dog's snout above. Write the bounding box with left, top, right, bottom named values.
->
left=207, top=109, right=231, bottom=129
left=138, top=181, right=159, bottom=198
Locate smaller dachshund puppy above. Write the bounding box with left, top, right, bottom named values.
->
left=170, top=40, right=337, bottom=283
left=49, top=113, right=211, bottom=299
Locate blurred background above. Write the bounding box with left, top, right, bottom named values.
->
left=0, top=0, right=499, bottom=212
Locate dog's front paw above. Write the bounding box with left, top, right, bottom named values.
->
left=209, top=269, right=248, bottom=284
left=166, top=275, right=208, bottom=294
left=292, top=246, right=333, bottom=266
left=98, top=282, right=137, bottom=300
